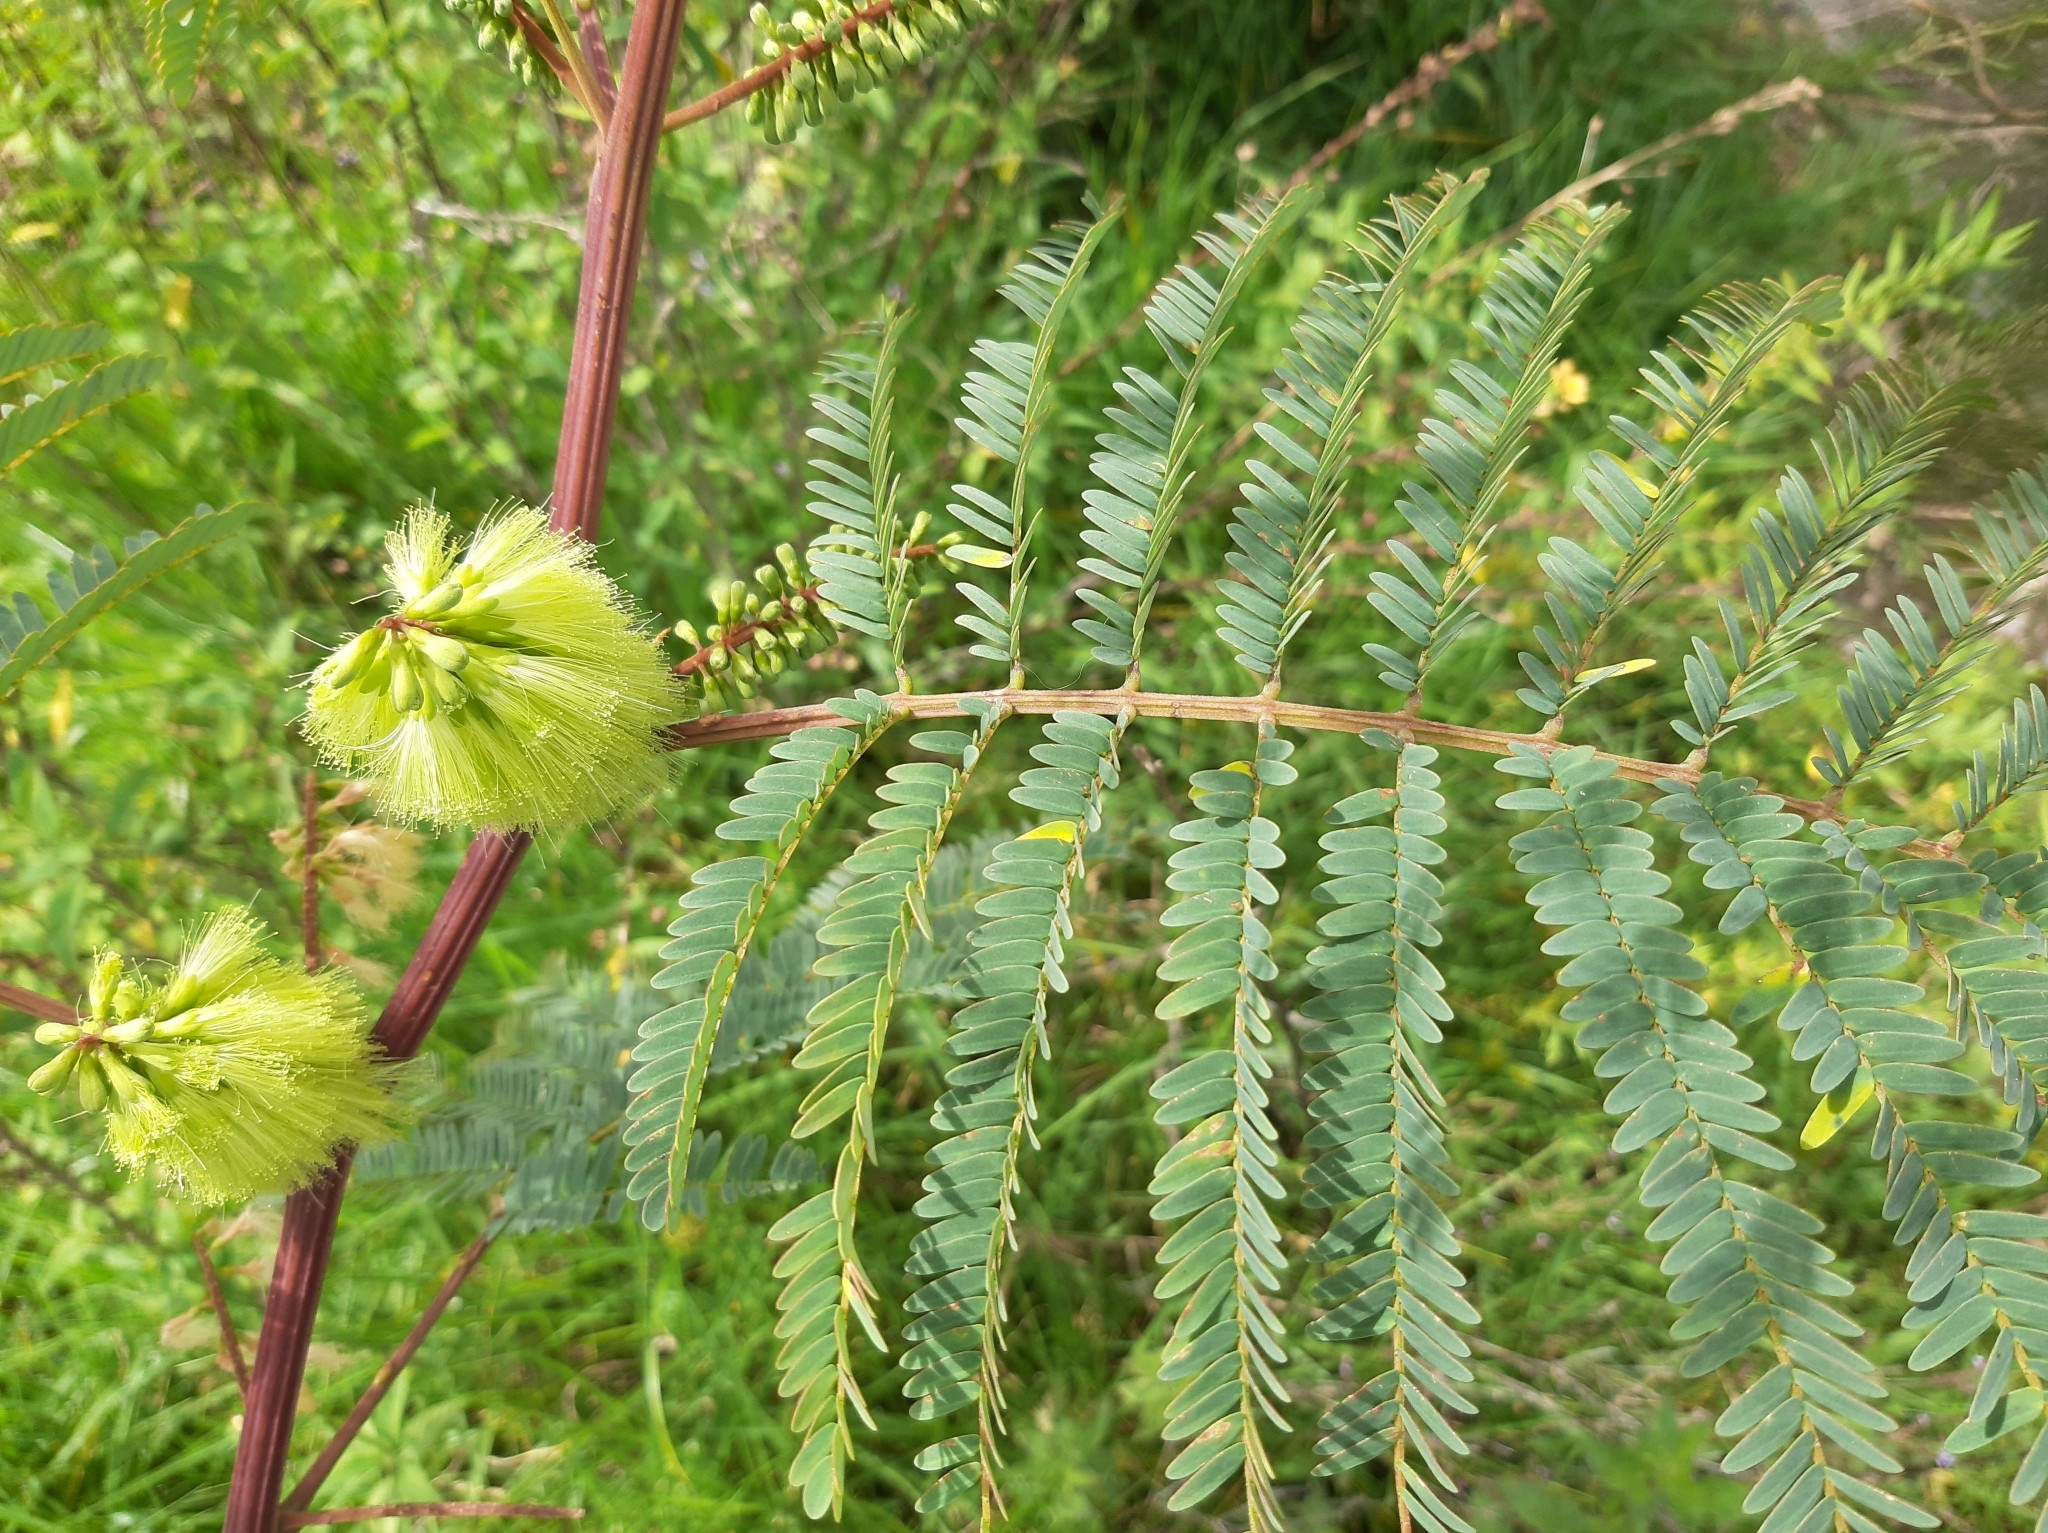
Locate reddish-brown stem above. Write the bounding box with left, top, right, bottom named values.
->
left=281, top=1507, right=582, bottom=1526
left=579, top=6, right=618, bottom=109
left=194, top=1231, right=252, bottom=1396
left=283, top=1228, right=497, bottom=1514
left=661, top=0, right=900, bottom=132
left=300, top=770, right=322, bottom=972
left=554, top=0, right=690, bottom=540
left=0, top=979, right=76, bottom=1024
left=510, top=1, right=577, bottom=91
left=225, top=3, right=686, bottom=1524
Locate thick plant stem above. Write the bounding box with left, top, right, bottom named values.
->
left=221, top=3, right=689, bottom=1526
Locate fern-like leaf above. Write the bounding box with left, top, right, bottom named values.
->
left=0, top=354, right=162, bottom=476
left=1145, top=732, right=1297, bottom=1529
left=946, top=210, right=1117, bottom=681
left=1073, top=188, right=1309, bottom=681
left=0, top=503, right=259, bottom=702
left=904, top=710, right=1127, bottom=1522
left=773, top=702, right=1005, bottom=1520
left=147, top=0, right=228, bottom=106
left=1814, top=463, right=2048, bottom=789
left=1674, top=373, right=1979, bottom=756
left=1365, top=202, right=1627, bottom=703
left=1214, top=172, right=1485, bottom=688
left=804, top=316, right=916, bottom=686
left=0, top=322, right=106, bottom=388
left=624, top=693, right=895, bottom=1230
left=1502, top=749, right=1917, bottom=1530
left=1302, top=740, right=1476, bottom=1533
left=1516, top=279, right=1834, bottom=718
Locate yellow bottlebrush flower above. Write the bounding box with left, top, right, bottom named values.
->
left=303, top=503, right=682, bottom=831
left=27, top=911, right=407, bottom=1205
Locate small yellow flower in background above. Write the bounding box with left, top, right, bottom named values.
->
left=27, top=910, right=407, bottom=1204
left=1534, top=357, right=1591, bottom=418
left=303, top=502, right=682, bottom=832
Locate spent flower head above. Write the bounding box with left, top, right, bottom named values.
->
left=303, top=503, right=682, bottom=831
left=27, top=910, right=407, bottom=1204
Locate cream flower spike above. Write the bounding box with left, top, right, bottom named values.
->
left=27, top=911, right=406, bottom=1205
left=303, top=502, right=683, bottom=831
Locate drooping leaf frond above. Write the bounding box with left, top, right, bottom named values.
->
left=1673, top=372, right=1979, bottom=756
left=1517, top=279, right=1835, bottom=718
left=624, top=694, right=895, bottom=1230
left=1300, top=741, right=1475, bottom=1532
left=1213, top=172, right=1485, bottom=689
left=947, top=209, right=1118, bottom=680
left=1364, top=202, right=1627, bottom=703
left=1502, top=750, right=1915, bottom=1531
left=1073, top=188, right=1310, bottom=680
left=1814, top=463, right=2048, bottom=789
left=0, top=503, right=258, bottom=701
left=903, top=711, right=1126, bottom=1523
left=1144, top=732, right=1296, bottom=1529
left=773, top=702, right=1005, bottom=1520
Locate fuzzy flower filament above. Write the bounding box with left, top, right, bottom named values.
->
left=305, top=503, right=682, bottom=832
left=27, top=912, right=405, bottom=1205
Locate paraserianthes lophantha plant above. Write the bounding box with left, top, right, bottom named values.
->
left=26, top=910, right=406, bottom=1205
left=302, top=502, right=682, bottom=833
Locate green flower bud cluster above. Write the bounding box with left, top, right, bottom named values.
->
left=441, top=0, right=538, bottom=81
left=306, top=503, right=682, bottom=832
left=676, top=542, right=840, bottom=715
left=744, top=0, right=1006, bottom=144
left=27, top=912, right=406, bottom=1205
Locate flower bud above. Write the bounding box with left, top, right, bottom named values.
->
left=412, top=631, right=468, bottom=673
left=674, top=620, right=702, bottom=650
left=406, top=580, right=465, bottom=619
left=388, top=654, right=423, bottom=714
left=27, top=1050, right=77, bottom=1094
left=756, top=563, right=785, bottom=596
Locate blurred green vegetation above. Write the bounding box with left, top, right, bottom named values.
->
left=2, top=0, right=2046, bottom=1529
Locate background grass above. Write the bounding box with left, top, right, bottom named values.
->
left=2, top=0, right=2046, bottom=1528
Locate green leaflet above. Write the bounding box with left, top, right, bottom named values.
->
left=1503, top=748, right=1918, bottom=1530
left=623, top=692, right=894, bottom=1231
left=1364, top=202, right=1626, bottom=706
left=903, top=709, right=1126, bottom=1523
left=1516, top=278, right=1835, bottom=720
left=804, top=314, right=916, bottom=683
left=1073, top=187, right=1309, bottom=681
left=0, top=503, right=258, bottom=702
left=945, top=210, right=1117, bottom=681
left=773, top=699, right=1005, bottom=1521
left=146, top=0, right=228, bottom=105
left=1146, top=732, right=1296, bottom=1532
left=1811, top=463, right=2048, bottom=789
left=1671, top=373, right=1978, bottom=754
left=1302, top=742, right=1475, bottom=1533
left=1213, top=172, right=1484, bottom=690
